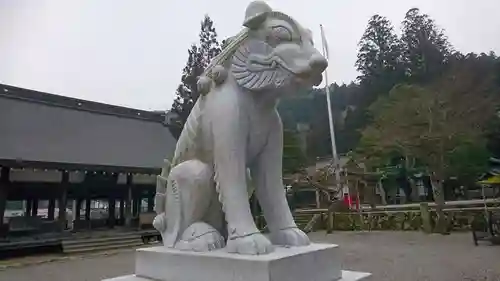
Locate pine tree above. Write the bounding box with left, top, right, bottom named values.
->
left=169, top=15, right=221, bottom=139
left=401, top=8, right=453, bottom=83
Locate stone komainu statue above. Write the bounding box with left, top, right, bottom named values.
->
left=153, top=1, right=328, bottom=255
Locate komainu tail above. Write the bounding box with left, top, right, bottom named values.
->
left=153, top=159, right=182, bottom=247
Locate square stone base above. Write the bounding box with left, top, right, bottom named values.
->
left=103, top=243, right=371, bottom=281
left=104, top=270, right=370, bottom=281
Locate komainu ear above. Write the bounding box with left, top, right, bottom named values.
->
left=243, top=1, right=272, bottom=29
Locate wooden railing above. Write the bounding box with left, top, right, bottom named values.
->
left=294, top=198, right=500, bottom=214
left=291, top=198, right=500, bottom=233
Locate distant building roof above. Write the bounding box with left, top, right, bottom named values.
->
left=0, top=84, right=177, bottom=173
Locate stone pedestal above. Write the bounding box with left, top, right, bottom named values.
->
left=103, top=243, right=371, bottom=281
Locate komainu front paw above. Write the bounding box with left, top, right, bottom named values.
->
left=270, top=227, right=310, bottom=247
left=226, top=232, right=274, bottom=255
left=175, top=222, right=225, bottom=252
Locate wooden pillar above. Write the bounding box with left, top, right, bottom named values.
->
left=125, top=174, right=133, bottom=227
left=85, top=199, right=91, bottom=221
left=132, top=196, right=140, bottom=217
left=420, top=202, right=432, bottom=233
left=75, top=199, right=82, bottom=221
left=0, top=167, right=10, bottom=226
left=32, top=199, right=39, bottom=217
left=58, top=171, right=69, bottom=230
left=326, top=209, right=334, bottom=234
left=48, top=199, right=56, bottom=220
left=147, top=194, right=154, bottom=212
left=26, top=199, right=32, bottom=216
left=108, top=197, right=116, bottom=228
left=0, top=186, right=6, bottom=226
left=84, top=178, right=92, bottom=228
left=315, top=189, right=321, bottom=209
left=119, top=199, right=125, bottom=220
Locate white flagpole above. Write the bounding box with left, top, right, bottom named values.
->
left=320, top=24, right=342, bottom=198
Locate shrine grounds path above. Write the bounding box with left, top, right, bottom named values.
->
left=1, top=231, right=499, bottom=281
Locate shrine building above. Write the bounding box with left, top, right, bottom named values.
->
left=0, top=84, right=176, bottom=237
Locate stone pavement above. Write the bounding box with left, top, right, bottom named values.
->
left=1, top=231, right=499, bottom=281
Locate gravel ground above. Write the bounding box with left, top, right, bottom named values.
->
left=0, top=231, right=498, bottom=281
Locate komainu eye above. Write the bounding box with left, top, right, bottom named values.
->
left=270, top=26, right=293, bottom=42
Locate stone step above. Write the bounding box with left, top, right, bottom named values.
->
left=63, top=234, right=140, bottom=246
left=63, top=240, right=144, bottom=254
left=63, top=237, right=142, bottom=250
left=62, top=233, right=145, bottom=254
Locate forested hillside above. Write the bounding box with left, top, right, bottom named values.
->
left=278, top=8, right=500, bottom=165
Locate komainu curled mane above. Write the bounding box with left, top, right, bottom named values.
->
left=153, top=1, right=328, bottom=255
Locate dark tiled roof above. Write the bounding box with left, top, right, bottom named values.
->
left=0, top=84, right=166, bottom=122
left=0, top=84, right=177, bottom=172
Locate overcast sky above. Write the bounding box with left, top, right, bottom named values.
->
left=1, top=0, right=499, bottom=111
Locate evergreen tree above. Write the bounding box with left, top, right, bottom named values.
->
left=283, top=129, right=307, bottom=174
left=356, top=14, right=404, bottom=88
left=170, top=45, right=204, bottom=139
left=169, top=15, right=221, bottom=139
left=198, top=15, right=221, bottom=66
left=401, top=8, right=453, bottom=83
left=328, top=15, right=406, bottom=156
